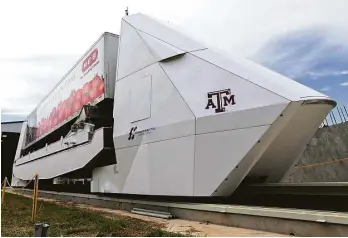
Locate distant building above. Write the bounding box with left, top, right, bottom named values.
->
left=1, top=121, right=24, bottom=184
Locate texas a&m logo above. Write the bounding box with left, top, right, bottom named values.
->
left=205, top=89, right=236, bottom=113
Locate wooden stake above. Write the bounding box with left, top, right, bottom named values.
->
left=34, top=175, right=39, bottom=218
left=32, top=173, right=39, bottom=221
left=1, top=177, right=7, bottom=207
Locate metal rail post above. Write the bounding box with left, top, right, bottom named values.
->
left=340, top=107, right=347, bottom=122
left=337, top=107, right=344, bottom=123
left=343, top=105, right=348, bottom=118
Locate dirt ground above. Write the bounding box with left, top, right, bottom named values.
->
left=9, top=190, right=287, bottom=237
left=76, top=204, right=288, bottom=237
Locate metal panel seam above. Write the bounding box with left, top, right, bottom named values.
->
left=15, top=141, right=90, bottom=166
left=132, top=23, right=196, bottom=121
left=130, top=24, right=196, bottom=196
left=115, top=133, right=194, bottom=151
left=189, top=51, right=291, bottom=102
left=116, top=62, right=158, bottom=82
left=196, top=123, right=271, bottom=137
left=123, top=18, right=205, bottom=53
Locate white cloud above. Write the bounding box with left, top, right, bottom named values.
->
left=179, top=0, right=348, bottom=57
left=1, top=0, right=347, bottom=58
left=340, top=81, right=348, bottom=86
left=0, top=0, right=347, bottom=116
left=320, top=87, right=331, bottom=92
left=0, top=55, right=78, bottom=115
left=307, top=70, right=348, bottom=79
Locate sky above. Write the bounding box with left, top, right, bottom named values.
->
left=0, top=0, right=347, bottom=122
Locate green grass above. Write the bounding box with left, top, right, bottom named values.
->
left=1, top=193, right=184, bottom=237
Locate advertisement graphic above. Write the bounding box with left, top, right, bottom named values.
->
left=26, top=40, right=105, bottom=145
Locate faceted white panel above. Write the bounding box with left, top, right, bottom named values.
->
left=117, top=20, right=156, bottom=80
left=123, top=136, right=195, bottom=196
left=160, top=53, right=288, bottom=120
left=129, top=74, right=152, bottom=122
left=104, top=34, right=120, bottom=99
left=113, top=63, right=195, bottom=149
left=192, top=49, right=329, bottom=101
left=123, top=13, right=205, bottom=52
left=91, top=145, right=140, bottom=193
left=91, top=144, right=141, bottom=193
left=14, top=122, right=27, bottom=161
left=13, top=128, right=105, bottom=180
left=196, top=103, right=287, bottom=134
left=248, top=102, right=334, bottom=183
left=138, top=31, right=185, bottom=61
left=122, top=144, right=151, bottom=194
left=114, top=145, right=140, bottom=191
left=194, top=125, right=269, bottom=196
left=149, top=135, right=194, bottom=196
left=92, top=165, right=119, bottom=193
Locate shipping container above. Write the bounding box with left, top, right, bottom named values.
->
left=25, top=32, right=119, bottom=147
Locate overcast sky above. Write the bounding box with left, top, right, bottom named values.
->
left=1, top=0, right=347, bottom=122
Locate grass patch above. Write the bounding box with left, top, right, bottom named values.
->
left=146, top=229, right=185, bottom=237
left=1, top=193, right=184, bottom=237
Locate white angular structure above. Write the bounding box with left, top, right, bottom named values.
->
left=12, top=13, right=335, bottom=197
left=91, top=13, right=336, bottom=196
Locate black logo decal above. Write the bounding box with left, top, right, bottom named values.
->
left=205, top=89, right=236, bottom=113
left=128, top=126, right=156, bottom=140
left=128, top=126, right=137, bottom=140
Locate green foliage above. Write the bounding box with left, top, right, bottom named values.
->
left=146, top=228, right=185, bottom=237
